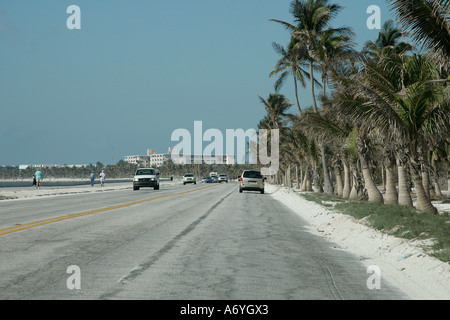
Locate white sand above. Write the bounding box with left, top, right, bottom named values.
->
left=266, top=184, right=450, bottom=300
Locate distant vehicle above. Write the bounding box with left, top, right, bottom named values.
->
left=209, top=172, right=217, bottom=183
left=218, top=174, right=228, bottom=183
left=183, top=173, right=196, bottom=185
left=133, top=168, right=160, bottom=190
left=239, top=170, right=265, bottom=194
left=202, top=176, right=212, bottom=183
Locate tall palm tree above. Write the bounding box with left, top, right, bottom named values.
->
left=388, top=0, right=450, bottom=64
left=363, top=19, right=413, bottom=60
left=313, top=28, right=355, bottom=195
left=271, top=0, right=353, bottom=195
left=270, top=38, right=310, bottom=114
left=258, top=93, right=292, bottom=130
left=315, top=28, right=356, bottom=98
left=271, top=0, right=351, bottom=113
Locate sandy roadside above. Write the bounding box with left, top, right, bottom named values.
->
left=266, top=184, right=449, bottom=300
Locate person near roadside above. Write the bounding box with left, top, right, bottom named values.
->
left=99, top=170, right=105, bottom=187
left=35, top=169, right=42, bottom=189
left=90, top=172, right=95, bottom=187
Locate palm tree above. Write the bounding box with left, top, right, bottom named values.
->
left=270, top=38, right=310, bottom=114
left=271, top=0, right=354, bottom=195
left=313, top=27, right=355, bottom=195
left=315, top=28, right=356, bottom=98
left=332, top=53, right=449, bottom=213
left=363, top=19, right=413, bottom=60
left=271, top=0, right=351, bottom=113
left=258, top=93, right=292, bottom=130
left=388, top=0, right=450, bottom=64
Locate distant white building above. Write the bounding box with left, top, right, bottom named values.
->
left=125, top=148, right=236, bottom=167
left=124, top=148, right=170, bottom=168
left=124, top=155, right=150, bottom=167
left=149, top=153, right=171, bottom=167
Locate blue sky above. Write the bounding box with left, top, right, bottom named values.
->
left=0, top=0, right=395, bottom=165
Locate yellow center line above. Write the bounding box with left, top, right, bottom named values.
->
left=0, top=184, right=221, bottom=236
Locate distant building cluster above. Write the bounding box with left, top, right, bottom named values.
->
left=124, top=148, right=235, bottom=167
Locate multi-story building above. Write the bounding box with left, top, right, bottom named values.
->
left=149, top=153, right=171, bottom=167
left=125, top=148, right=236, bottom=167
left=123, top=155, right=150, bottom=167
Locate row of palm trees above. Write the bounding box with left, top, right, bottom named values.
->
left=258, top=0, right=449, bottom=214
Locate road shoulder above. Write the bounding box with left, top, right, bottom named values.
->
left=266, top=184, right=450, bottom=300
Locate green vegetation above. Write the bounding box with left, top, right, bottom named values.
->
left=299, top=192, right=450, bottom=262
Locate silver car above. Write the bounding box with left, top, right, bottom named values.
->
left=183, top=173, right=197, bottom=185
left=239, top=170, right=265, bottom=194
left=218, top=174, right=228, bottom=183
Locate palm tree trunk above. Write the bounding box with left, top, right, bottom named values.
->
left=320, top=143, right=334, bottom=194
left=313, top=163, right=322, bottom=192
left=342, top=162, right=351, bottom=198
left=302, top=170, right=308, bottom=191
left=302, top=166, right=313, bottom=191
left=397, top=162, right=413, bottom=207
left=434, top=179, right=443, bottom=198
left=293, top=75, right=302, bottom=114
left=447, top=169, right=450, bottom=199
left=431, top=158, right=444, bottom=198
left=334, top=164, right=343, bottom=197
left=360, top=155, right=384, bottom=203
left=409, top=160, right=438, bottom=214
left=286, top=165, right=292, bottom=188
left=385, top=161, right=398, bottom=205
left=309, top=59, right=318, bottom=113
left=349, top=171, right=359, bottom=200
left=422, top=167, right=431, bottom=199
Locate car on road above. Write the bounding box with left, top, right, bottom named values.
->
left=239, top=170, right=265, bottom=194
left=218, top=174, right=228, bottom=183
left=133, top=168, right=160, bottom=190
left=210, top=172, right=218, bottom=183
left=202, top=176, right=212, bottom=183
left=183, top=173, right=196, bottom=185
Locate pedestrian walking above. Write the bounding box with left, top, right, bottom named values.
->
left=35, top=169, right=42, bottom=189
left=99, top=170, right=105, bottom=187
left=90, top=172, right=95, bottom=186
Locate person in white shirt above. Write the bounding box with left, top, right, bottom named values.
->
left=99, top=170, right=106, bottom=187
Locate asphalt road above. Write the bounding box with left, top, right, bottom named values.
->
left=0, top=181, right=407, bottom=300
